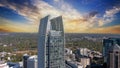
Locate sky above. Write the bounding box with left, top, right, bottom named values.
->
left=0, top=0, right=120, bottom=34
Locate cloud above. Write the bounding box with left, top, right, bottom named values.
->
left=0, top=0, right=40, bottom=24
left=0, top=0, right=120, bottom=33
left=0, top=28, right=10, bottom=32
left=81, top=0, right=94, bottom=5
left=0, top=22, right=38, bottom=33
left=66, top=24, right=120, bottom=34
left=84, top=7, right=120, bottom=27
left=0, top=0, right=83, bottom=25
left=54, top=0, right=60, bottom=2
left=104, top=7, right=120, bottom=18
left=89, top=11, right=98, bottom=17
left=51, top=0, right=94, bottom=32
left=64, top=6, right=120, bottom=33
left=79, top=7, right=120, bottom=28
left=0, top=16, right=38, bottom=32
left=53, top=0, right=83, bottom=20
left=0, top=0, right=86, bottom=33
left=30, top=0, right=120, bottom=33
left=100, top=7, right=120, bottom=26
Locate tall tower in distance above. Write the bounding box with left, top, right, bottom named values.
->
left=23, top=54, right=29, bottom=68
left=38, top=15, right=65, bottom=68
left=108, top=44, right=120, bottom=68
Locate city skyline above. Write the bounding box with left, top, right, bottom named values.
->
left=0, top=0, right=120, bottom=34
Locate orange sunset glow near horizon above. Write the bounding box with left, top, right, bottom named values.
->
left=0, top=0, right=120, bottom=34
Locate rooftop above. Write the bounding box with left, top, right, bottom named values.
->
left=109, top=44, right=120, bottom=51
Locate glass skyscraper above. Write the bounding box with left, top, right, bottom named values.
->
left=38, top=15, right=65, bottom=68
left=103, top=38, right=120, bottom=62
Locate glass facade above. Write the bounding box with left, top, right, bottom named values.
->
left=38, top=16, right=65, bottom=68
left=103, top=38, right=120, bottom=62
left=47, top=30, right=64, bottom=68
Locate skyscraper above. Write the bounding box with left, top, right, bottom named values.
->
left=103, top=38, right=120, bottom=62
left=38, top=15, right=65, bottom=68
left=108, top=44, right=120, bottom=68
left=23, top=54, right=29, bottom=68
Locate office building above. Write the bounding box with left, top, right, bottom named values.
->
left=108, top=44, right=120, bottom=68
left=23, top=54, right=29, bottom=68
left=27, top=55, right=37, bottom=68
left=103, top=38, right=120, bottom=62
left=38, top=15, right=65, bottom=68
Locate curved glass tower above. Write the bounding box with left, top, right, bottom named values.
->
left=38, top=15, right=65, bottom=68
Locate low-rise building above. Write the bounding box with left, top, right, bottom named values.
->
left=80, top=57, right=90, bottom=68
left=76, top=48, right=90, bottom=57
left=0, top=63, right=9, bottom=68
left=66, top=61, right=83, bottom=68
left=7, top=62, right=21, bottom=68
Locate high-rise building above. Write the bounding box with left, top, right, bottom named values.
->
left=108, top=44, right=120, bottom=68
left=23, top=54, right=29, bottom=68
left=27, top=55, right=37, bottom=68
left=103, top=38, right=120, bottom=62
left=38, top=15, right=65, bottom=68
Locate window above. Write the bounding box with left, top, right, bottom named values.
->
left=115, top=55, right=118, bottom=68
